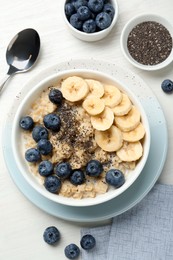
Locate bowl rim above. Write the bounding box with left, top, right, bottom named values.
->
left=11, top=69, right=151, bottom=207
left=62, top=0, right=119, bottom=39
left=120, top=13, right=173, bottom=71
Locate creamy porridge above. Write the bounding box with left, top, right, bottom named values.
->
left=20, top=76, right=145, bottom=199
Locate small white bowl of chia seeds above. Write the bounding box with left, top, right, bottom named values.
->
left=120, top=13, right=173, bottom=71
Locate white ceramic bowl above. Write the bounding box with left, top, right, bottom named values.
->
left=120, top=13, right=173, bottom=71
left=62, top=0, right=118, bottom=42
left=12, top=69, right=150, bottom=207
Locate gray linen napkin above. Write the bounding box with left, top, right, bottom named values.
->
left=81, top=183, right=173, bottom=260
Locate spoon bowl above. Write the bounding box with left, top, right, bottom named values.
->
left=0, top=28, right=40, bottom=93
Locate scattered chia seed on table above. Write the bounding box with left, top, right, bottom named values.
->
left=127, top=21, right=173, bottom=65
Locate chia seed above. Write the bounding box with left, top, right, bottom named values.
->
left=127, top=21, right=173, bottom=65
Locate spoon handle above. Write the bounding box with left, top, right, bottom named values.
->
left=0, top=74, right=11, bottom=94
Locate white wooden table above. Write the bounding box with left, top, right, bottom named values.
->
left=0, top=0, right=173, bottom=259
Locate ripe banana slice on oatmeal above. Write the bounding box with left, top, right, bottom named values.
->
left=122, top=122, right=145, bottom=142
left=114, top=106, right=140, bottom=132
left=112, top=93, right=132, bottom=116
left=85, top=79, right=104, bottom=98
left=117, top=141, right=143, bottom=162
left=101, top=84, right=122, bottom=108
left=95, top=125, right=123, bottom=152
left=91, top=106, right=114, bottom=131
left=82, top=95, right=105, bottom=116
left=61, top=76, right=89, bottom=102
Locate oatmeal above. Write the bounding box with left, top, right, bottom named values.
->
left=21, top=76, right=146, bottom=199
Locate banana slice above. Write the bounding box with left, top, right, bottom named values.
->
left=101, top=84, right=122, bottom=108
left=91, top=106, right=114, bottom=131
left=61, top=76, right=89, bottom=102
left=114, top=106, right=140, bottom=132
left=112, top=93, right=132, bottom=116
left=122, top=122, right=145, bottom=142
left=117, top=141, right=143, bottom=162
left=95, top=125, right=123, bottom=152
left=85, top=79, right=104, bottom=98
left=82, top=96, right=105, bottom=116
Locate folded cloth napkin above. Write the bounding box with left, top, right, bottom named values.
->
left=81, top=183, right=173, bottom=260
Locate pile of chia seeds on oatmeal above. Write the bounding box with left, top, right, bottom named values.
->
left=127, top=21, right=173, bottom=65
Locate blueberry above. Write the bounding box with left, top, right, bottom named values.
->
left=65, top=3, right=76, bottom=18
left=32, top=125, right=48, bottom=142
left=70, top=170, right=85, bottom=185
left=64, top=243, right=80, bottom=259
left=96, top=12, right=112, bottom=30
left=73, top=0, right=88, bottom=10
left=25, top=148, right=41, bottom=162
left=54, top=162, right=72, bottom=179
left=77, top=6, right=91, bottom=21
left=38, top=160, right=54, bottom=176
left=86, top=160, right=103, bottom=177
left=67, top=0, right=76, bottom=6
left=88, top=0, right=104, bottom=13
left=105, top=169, right=125, bottom=188
left=103, top=3, right=115, bottom=20
left=19, top=116, right=34, bottom=130
left=83, top=19, right=96, bottom=33
left=43, top=113, right=61, bottom=132
left=44, top=176, right=61, bottom=193
left=49, top=88, right=63, bottom=105
left=37, top=139, right=53, bottom=155
left=161, top=79, right=173, bottom=93
left=90, top=12, right=96, bottom=20
left=43, top=226, right=60, bottom=245
left=80, top=234, right=96, bottom=250
left=70, top=13, right=83, bottom=30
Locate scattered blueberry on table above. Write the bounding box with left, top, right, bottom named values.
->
left=161, top=79, right=173, bottom=94
left=80, top=234, right=96, bottom=250
left=64, top=243, right=80, bottom=259
left=65, top=0, right=115, bottom=33
left=105, top=169, right=125, bottom=188
left=42, top=224, right=96, bottom=257
left=43, top=226, right=60, bottom=245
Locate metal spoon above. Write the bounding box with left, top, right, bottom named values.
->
left=0, top=28, right=40, bottom=94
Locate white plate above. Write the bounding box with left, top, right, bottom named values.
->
left=2, top=59, right=168, bottom=222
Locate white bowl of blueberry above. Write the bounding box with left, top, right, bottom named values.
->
left=12, top=69, right=150, bottom=207
left=63, top=0, right=118, bottom=41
